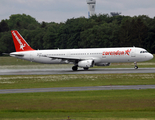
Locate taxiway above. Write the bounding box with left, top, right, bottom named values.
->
left=0, top=85, right=155, bottom=94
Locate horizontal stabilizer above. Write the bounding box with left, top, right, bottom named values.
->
left=2, top=53, right=10, bottom=56
left=10, top=53, right=24, bottom=57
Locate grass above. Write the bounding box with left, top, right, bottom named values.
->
left=0, top=73, right=155, bottom=89
left=0, top=56, right=40, bottom=65
left=0, top=74, right=155, bottom=120
left=0, top=89, right=155, bottom=119
left=0, top=56, right=72, bottom=69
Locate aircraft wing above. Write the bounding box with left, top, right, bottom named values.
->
left=45, top=55, right=99, bottom=63
left=46, top=55, right=83, bottom=61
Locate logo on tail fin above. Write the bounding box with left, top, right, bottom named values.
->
left=12, top=31, right=26, bottom=50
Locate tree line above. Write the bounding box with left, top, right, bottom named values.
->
left=0, top=13, right=155, bottom=55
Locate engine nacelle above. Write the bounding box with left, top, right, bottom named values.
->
left=78, top=60, right=94, bottom=68
left=95, top=63, right=111, bottom=66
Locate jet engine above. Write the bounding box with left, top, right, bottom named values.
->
left=78, top=60, right=94, bottom=68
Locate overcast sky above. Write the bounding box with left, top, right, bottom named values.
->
left=0, top=0, right=155, bottom=23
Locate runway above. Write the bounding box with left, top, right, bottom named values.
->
left=1, top=68, right=155, bottom=75
left=0, top=85, right=155, bottom=94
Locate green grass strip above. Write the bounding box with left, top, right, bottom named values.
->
left=0, top=89, right=155, bottom=119
left=0, top=73, right=155, bottom=89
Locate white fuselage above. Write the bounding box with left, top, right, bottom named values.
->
left=10, top=47, right=153, bottom=65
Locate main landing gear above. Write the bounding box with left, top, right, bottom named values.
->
left=134, top=62, right=138, bottom=69
left=72, top=65, right=78, bottom=71
left=83, top=67, right=89, bottom=70
left=72, top=66, right=89, bottom=71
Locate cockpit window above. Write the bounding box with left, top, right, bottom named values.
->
left=140, top=51, right=148, bottom=53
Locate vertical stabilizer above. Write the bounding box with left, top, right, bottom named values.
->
left=11, top=30, right=34, bottom=52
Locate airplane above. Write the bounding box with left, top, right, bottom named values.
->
left=8, top=30, right=153, bottom=71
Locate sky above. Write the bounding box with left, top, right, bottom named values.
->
left=0, top=0, right=155, bottom=23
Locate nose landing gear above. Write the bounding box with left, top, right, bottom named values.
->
left=134, top=62, right=138, bottom=69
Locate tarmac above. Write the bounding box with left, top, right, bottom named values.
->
left=1, top=68, right=155, bottom=75
left=0, top=85, right=155, bottom=94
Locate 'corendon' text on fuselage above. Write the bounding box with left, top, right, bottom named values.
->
left=103, top=49, right=132, bottom=56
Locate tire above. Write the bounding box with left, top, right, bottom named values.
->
left=72, top=66, right=78, bottom=71
left=134, top=66, right=138, bottom=69
left=83, top=67, right=89, bottom=70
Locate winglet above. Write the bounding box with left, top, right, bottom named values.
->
left=11, top=30, right=35, bottom=52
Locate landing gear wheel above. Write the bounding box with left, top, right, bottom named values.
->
left=72, top=66, right=78, bottom=71
left=134, top=62, right=138, bottom=69
left=134, top=66, right=138, bottom=69
left=83, top=67, right=89, bottom=70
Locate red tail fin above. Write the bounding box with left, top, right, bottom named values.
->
left=11, top=30, right=35, bottom=52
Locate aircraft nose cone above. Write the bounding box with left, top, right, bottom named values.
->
left=148, top=53, right=154, bottom=60
left=150, top=54, right=154, bottom=59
